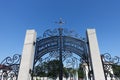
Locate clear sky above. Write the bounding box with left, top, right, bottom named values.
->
left=0, top=0, right=120, bottom=62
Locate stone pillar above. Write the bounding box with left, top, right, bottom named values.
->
left=86, top=29, right=105, bottom=80
left=18, top=30, right=36, bottom=80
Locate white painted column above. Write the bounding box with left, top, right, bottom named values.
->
left=86, top=29, right=105, bottom=80
left=75, top=71, right=78, bottom=80
left=18, top=30, right=36, bottom=80
left=82, top=63, right=89, bottom=80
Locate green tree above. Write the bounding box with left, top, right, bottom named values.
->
left=35, top=60, right=60, bottom=79
left=63, top=68, right=69, bottom=80
left=78, top=68, right=84, bottom=78
left=35, top=62, right=48, bottom=77
left=47, top=60, right=60, bottom=79
left=78, top=64, right=84, bottom=78
left=34, top=60, right=85, bottom=79
left=112, top=64, right=120, bottom=77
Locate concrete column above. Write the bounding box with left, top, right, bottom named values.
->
left=18, top=30, right=36, bottom=80
left=86, top=29, right=105, bottom=80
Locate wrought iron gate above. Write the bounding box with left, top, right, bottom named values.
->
left=101, top=53, right=120, bottom=80
left=31, top=28, right=92, bottom=80
left=0, top=54, right=21, bottom=80
left=2, top=28, right=119, bottom=80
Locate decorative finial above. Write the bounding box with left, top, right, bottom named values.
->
left=55, top=18, right=65, bottom=27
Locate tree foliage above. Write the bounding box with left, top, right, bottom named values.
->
left=35, top=60, right=60, bottom=79
left=78, top=64, right=84, bottom=78
left=112, top=64, right=120, bottom=77
left=34, top=59, right=84, bottom=79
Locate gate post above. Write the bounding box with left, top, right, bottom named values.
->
left=86, top=29, right=105, bottom=80
left=18, top=30, right=36, bottom=80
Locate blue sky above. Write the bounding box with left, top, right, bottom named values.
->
left=0, top=0, right=120, bottom=61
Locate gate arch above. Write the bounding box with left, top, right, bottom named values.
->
left=32, top=28, right=90, bottom=80
left=34, top=36, right=88, bottom=64
left=18, top=28, right=105, bottom=80
left=1, top=27, right=115, bottom=80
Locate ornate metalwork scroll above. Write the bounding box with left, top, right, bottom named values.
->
left=0, top=54, right=21, bottom=80
left=101, top=53, right=120, bottom=80
left=41, top=28, right=86, bottom=41
left=35, top=28, right=88, bottom=63
left=32, top=28, right=89, bottom=80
